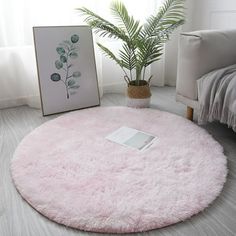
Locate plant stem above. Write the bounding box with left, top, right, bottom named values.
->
left=142, top=67, right=146, bottom=81
left=59, top=79, right=69, bottom=99
left=66, top=86, right=69, bottom=99
left=129, top=69, right=132, bottom=81
left=136, top=66, right=142, bottom=85
left=65, top=50, right=70, bottom=99
left=130, top=46, right=137, bottom=83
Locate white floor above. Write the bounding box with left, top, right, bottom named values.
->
left=0, top=86, right=236, bottom=236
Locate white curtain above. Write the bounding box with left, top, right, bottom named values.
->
left=0, top=0, right=162, bottom=109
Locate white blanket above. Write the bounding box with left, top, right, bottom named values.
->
left=197, top=64, right=236, bottom=132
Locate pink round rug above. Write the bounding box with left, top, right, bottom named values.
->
left=11, top=107, right=227, bottom=233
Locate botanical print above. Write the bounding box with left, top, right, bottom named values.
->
left=50, top=34, right=81, bottom=99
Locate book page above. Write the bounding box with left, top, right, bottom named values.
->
left=106, top=126, right=157, bottom=151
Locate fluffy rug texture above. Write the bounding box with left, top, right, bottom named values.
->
left=11, top=107, right=227, bottom=233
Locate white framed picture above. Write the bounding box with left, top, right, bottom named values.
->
left=33, top=26, right=100, bottom=116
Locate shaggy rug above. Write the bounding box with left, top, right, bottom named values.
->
left=11, top=107, right=227, bottom=233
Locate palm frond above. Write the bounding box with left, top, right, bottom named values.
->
left=77, top=0, right=185, bottom=84
left=119, top=44, right=136, bottom=70
left=78, top=7, right=129, bottom=42
left=97, top=42, right=132, bottom=82
left=141, top=0, right=185, bottom=38
left=110, top=1, right=141, bottom=40
left=152, top=19, right=185, bottom=42
left=97, top=42, right=122, bottom=67
left=136, top=37, right=164, bottom=68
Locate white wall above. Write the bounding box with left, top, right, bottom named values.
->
left=163, top=0, right=236, bottom=86
left=191, top=0, right=236, bottom=30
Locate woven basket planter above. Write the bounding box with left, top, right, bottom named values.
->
left=127, top=80, right=151, bottom=108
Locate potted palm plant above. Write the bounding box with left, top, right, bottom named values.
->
left=78, top=0, right=185, bottom=108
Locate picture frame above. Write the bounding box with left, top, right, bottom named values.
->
left=33, top=26, right=100, bottom=116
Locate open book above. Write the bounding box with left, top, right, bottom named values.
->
left=106, top=126, right=157, bottom=151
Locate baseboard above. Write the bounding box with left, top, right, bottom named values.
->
left=103, top=83, right=126, bottom=94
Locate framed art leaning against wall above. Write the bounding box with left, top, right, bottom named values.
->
left=33, top=26, right=100, bottom=116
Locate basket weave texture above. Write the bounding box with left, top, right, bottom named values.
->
left=127, top=83, right=151, bottom=99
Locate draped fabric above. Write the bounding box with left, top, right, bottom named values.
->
left=198, top=64, right=236, bottom=131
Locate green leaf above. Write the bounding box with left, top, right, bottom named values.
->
left=69, top=85, right=80, bottom=89
left=55, top=60, right=63, bottom=69
left=141, top=0, right=185, bottom=39
left=67, top=79, right=76, bottom=86
left=56, top=47, right=65, bottom=55
left=77, top=0, right=185, bottom=83
left=119, top=44, right=136, bottom=70
left=71, top=34, right=79, bottom=43
left=77, top=7, right=129, bottom=42
left=97, top=42, right=123, bottom=68
left=70, top=91, right=77, bottom=95
left=136, top=37, right=164, bottom=68
left=60, top=55, right=67, bottom=63
left=73, top=71, right=81, bottom=78
left=50, top=73, right=61, bottom=82
left=110, top=1, right=141, bottom=40
left=69, top=52, right=78, bottom=59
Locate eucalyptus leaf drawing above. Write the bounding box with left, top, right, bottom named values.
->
left=69, top=85, right=80, bottom=89
left=73, top=71, right=81, bottom=78
left=68, top=79, right=76, bottom=87
left=50, top=73, right=61, bottom=81
left=56, top=47, right=65, bottom=55
left=50, top=34, right=81, bottom=99
left=55, top=60, right=63, bottom=69
left=60, top=55, right=67, bottom=63
left=69, top=52, right=78, bottom=59
left=71, top=34, right=79, bottom=43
